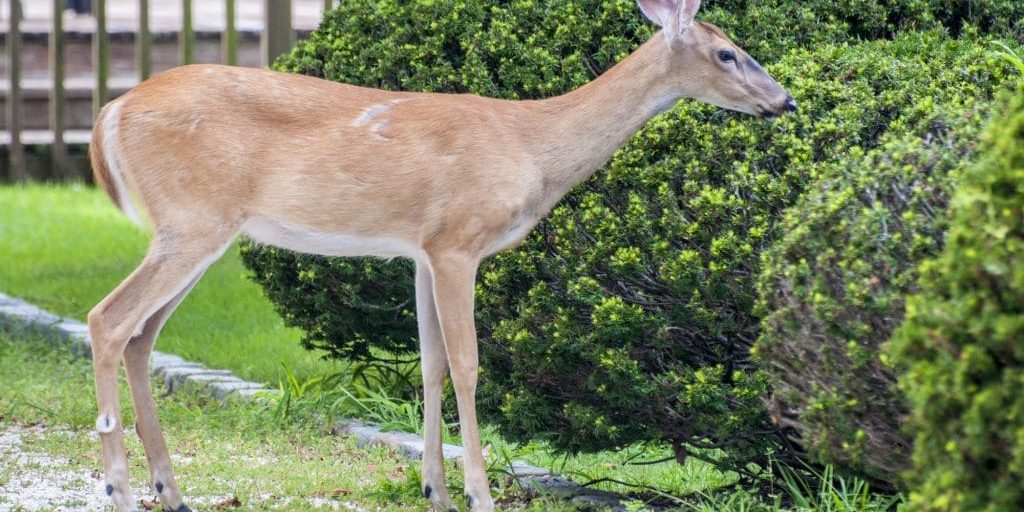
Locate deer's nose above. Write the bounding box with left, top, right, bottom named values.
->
left=784, top=96, right=798, bottom=113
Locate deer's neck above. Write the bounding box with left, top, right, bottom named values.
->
left=529, top=33, right=679, bottom=198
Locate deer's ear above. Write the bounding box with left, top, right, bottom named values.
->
left=637, top=0, right=678, bottom=29
left=637, top=0, right=700, bottom=37
left=677, top=0, right=701, bottom=31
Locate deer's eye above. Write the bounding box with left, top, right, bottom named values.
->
left=718, top=50, right=737, bottom=63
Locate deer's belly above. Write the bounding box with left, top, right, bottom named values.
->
left=242, top=216, right=422, bottom=260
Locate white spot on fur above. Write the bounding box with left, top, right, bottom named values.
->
left=353, top=100, right=408, bottom=140
left=95, top=415, right=116, bottom=434
left=369, top=118, right=392, bottom=141
left=353, top=104, right=391, bottom=127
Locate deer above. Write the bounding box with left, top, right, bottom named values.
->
left=86, top=0, right=794, bottom=510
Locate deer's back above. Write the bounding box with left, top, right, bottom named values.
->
left=105, top=65, right=541, bottom=257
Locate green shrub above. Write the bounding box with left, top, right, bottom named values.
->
left=891, top=80, right=1024, bottom=512
left=704, top=0, right=1024, bottom=61
left=239, top=246, right=417, bottom=362
left=473, top=34, right=1018, bottom=472
left=239, top=0, right=1024, bottom=475
left=754, top=104, right=991, bottom=484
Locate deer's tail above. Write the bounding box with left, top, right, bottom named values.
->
left=90, top=101, right=143, bottom=226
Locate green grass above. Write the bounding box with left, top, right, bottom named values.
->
left=0, top=330, right=581, bottom=511
left=0, top=184, right=744, bottom=501
left=0, top=184, right=341, bottom=384
left=0, top=184, right=901, bottom=511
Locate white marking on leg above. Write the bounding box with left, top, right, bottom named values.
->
left=95, top=414, right=116, bottom=434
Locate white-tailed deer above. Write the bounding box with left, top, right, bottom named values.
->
left=87, top=0, right=793, bottom=510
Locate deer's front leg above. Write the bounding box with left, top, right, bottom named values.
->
left=428, top=254, right=494, bottom=512
left=416, top=261, right=455, bottom=511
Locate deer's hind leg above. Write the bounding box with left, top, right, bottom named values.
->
left=121, top=273, right=202, bottom=512
left=87, top=225, right=237, bottom=512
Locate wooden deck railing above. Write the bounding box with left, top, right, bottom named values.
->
left=7, top=0, right=23, bottom=181
left=4, top=0, right=331, bottom=182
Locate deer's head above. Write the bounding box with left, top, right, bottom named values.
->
left=638, top=0, right=796, bottom=119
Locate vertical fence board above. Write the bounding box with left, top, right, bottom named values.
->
left=7, top=0, right=24, bottom=181
left=224, top=0, right=238, bottom=65
left=181, top=0, right=194, bottom=65
left=51, top=0, right=68, bottom=179
left=138, top=0, right=151, bottom=80
left=262, top=0, right=293, bottom=67
left=93, top=0, right=109, bottom=118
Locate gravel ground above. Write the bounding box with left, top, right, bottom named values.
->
left=0, top=423, right=364, bottom=511
left=0, top=423, right=126, bottom=511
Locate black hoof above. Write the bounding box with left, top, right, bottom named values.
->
left=448, top=508, right=458, bottom=512
left=105, top=484, right=114, bottom=496
left=466, top=495, right=473, bottom=508
left=424, top=485, right=432, bottom=499
left=175, top=506, right=193, bottom=512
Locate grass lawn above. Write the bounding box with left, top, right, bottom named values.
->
left=0, top=184, right=900, bottom=511
left=0, top=184, right=341, bottom=385
left=0, top=330, right=581, bottom=511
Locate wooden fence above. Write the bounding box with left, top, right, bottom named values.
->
left=4, top=0, right=333, bottom=181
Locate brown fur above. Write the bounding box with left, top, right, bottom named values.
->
left=85, top=7, right=792, bottom=512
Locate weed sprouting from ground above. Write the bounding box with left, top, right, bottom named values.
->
left=777, top=464, right=902, bottom=512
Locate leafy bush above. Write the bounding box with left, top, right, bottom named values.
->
left=891, top=80, right=1024, bottom=511
left=240, top=246, right=417, bottom=362
left=240, top=0, right=1024, bottom=475
left=754, top=104, right=991, bottom=484
left=704, top=0, right=1024, bottom=61
left=271, top=0, right=1024, bottom=99
left=473, top=33, right=1018, bottom=472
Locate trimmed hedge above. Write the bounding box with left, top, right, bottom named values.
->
left=266, top=0, right=1024, bottom=99
left=239, top=0, right=1024, bottom=477
left=240, top=249, right=417, bottom=362
left=892, top=81, right=1024, bottom=511
left=754, top=104, right=991, bottom=483
left=704, top=0, right=1024, bottom=61
left=473, top=33, right=1018, bottom=471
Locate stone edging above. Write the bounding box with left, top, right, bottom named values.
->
left=0, top=292, right=630, bottom=511
left=0, top=292, right=270, bottom=400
